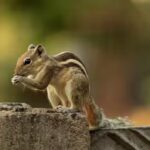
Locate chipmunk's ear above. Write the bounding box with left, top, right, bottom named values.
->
left=34, top=44, right=46, bottom=56
left=28, top=44, right=36, bottom=51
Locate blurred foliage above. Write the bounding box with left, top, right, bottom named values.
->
left=1, top=0, right=150, bottom=118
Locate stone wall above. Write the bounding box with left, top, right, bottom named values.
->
left=0, top=103, right=150, bottom=150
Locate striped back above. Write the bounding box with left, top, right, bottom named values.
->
left=53, top=51, right=88, bottom=78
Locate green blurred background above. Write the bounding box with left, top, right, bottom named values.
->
left=1, top=0, right=150, bottom=124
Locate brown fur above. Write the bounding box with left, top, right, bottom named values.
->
left=84, top=103, right=98, bottom=126
left=12, top=44, right=102, bottom=130
left=15, top=52, right=28, bottom=75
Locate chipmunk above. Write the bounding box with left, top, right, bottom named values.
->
left=11, top=44, right=104, bottom=130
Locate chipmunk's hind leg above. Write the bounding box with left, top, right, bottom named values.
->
left=65, top=75, right=89, bottom=112
left=47, top=85, right=62, bottom=108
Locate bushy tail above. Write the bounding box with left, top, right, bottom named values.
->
left=83, top=97, right=104, bottom=130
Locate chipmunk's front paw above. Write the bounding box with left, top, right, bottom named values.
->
left=11, top=75, right=24, bottom=85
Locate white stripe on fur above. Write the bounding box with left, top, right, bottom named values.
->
left=60, top=59, right=88, bottom=77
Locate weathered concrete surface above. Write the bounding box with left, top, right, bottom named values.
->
left=90, top=126, right=150, bottom=150
left=1, top=103, right=150, bottom=150
left=0, top=103, right=90, bottom=150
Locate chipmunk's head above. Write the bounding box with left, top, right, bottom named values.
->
left=14, top=44, right=48, bottom=77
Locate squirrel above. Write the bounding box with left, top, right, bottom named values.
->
left=11, top=44, right=104, bottom=130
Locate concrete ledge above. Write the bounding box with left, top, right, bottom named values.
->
left=0, top=103, right=90, bottom=150
left=0, top=103, right=150, bottom=150
left=91, top=125, right=150, bottom=150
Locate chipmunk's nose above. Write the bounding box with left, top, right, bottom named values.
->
left=13, top=71, right=19, bottom=76
left=14, top=68, right=21, bottom=76
left=13, top=72, right=17, bottom=76
left=14, top=73, right=25, bottom=76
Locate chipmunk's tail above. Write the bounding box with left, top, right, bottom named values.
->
left=83, top=97, right=104, bottom=131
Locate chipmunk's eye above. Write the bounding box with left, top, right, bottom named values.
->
left=24, top=58, right=31, bottom=65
